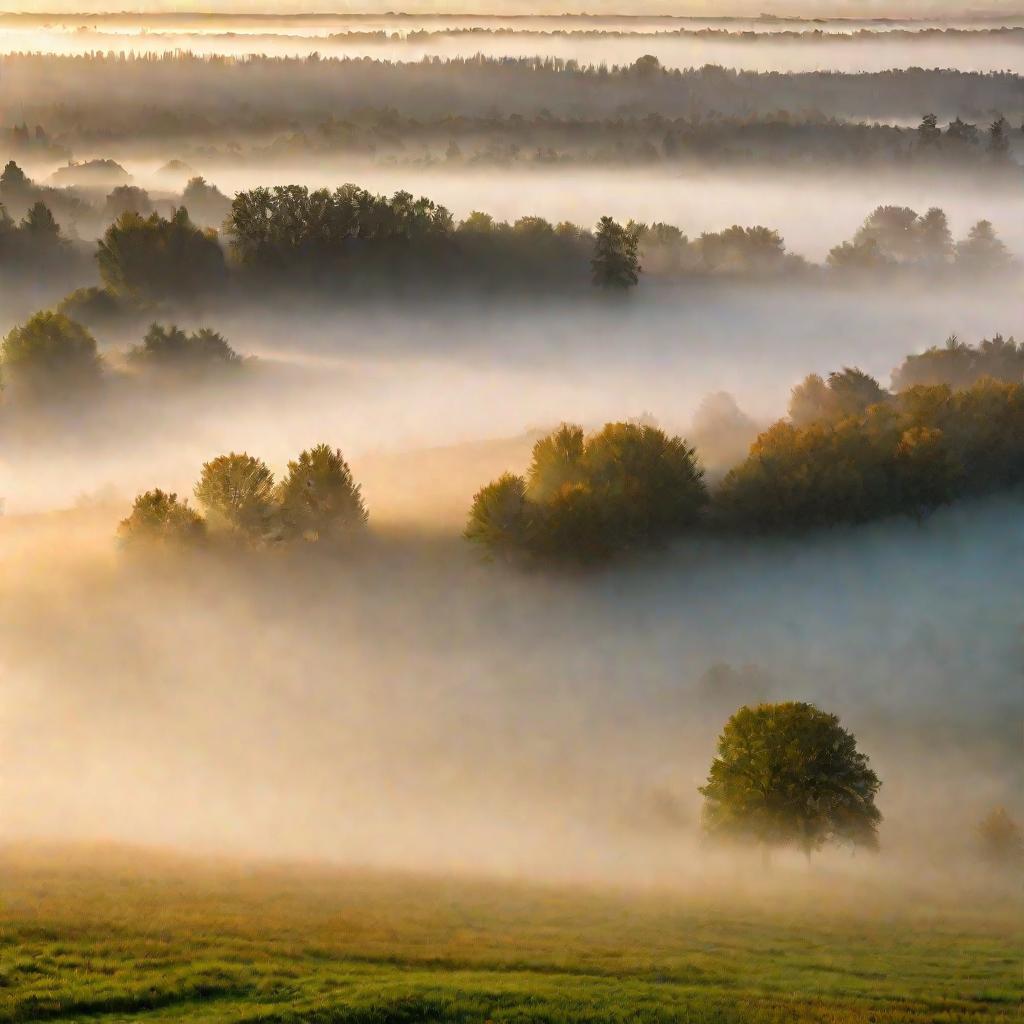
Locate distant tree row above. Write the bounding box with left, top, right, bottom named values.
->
left=120, top=445, right=367, bottom=548
left=6, top=52, right=1024, bottom=128
left=33, top=180, right=1005, bottom=312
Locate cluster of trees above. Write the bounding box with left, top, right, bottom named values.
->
left=467, top=339, right=1024, bottom=562
left=892, top=333, right=1023, bottom=390
left=0, top=161, right=230, bottom=260
left=465, top=422, right=707, bottom=562
left=120, top=445, right=367, bottom=547
left=0, top=309, right=240, bottom=402
left=827, top=205, right=1012, bottom=275
left=6, top=52, right=1024, bottom=127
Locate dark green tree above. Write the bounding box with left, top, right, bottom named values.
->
left=591, top=216, right=640, bottom=290
left=700, top=702, right=882, bottom=861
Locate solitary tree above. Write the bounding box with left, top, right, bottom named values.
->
left=977, top=807, right=1023, bottom=866
left=591, top=216, right=640, bottom=290
left=194, top=452, right=275, bottom=540
left=700, top=702, right=882, bottom=862
left=118, top=489, right=206, bottom=546
left=276, top=443, right=368, bottom=541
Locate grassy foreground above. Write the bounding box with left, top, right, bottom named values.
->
left=0, top=845, right=1019, bottom=1023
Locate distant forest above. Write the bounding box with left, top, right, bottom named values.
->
left=3, top=53, right=1024, bottom=124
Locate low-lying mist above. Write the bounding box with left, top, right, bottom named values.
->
left=1, top=489, right=1020, bottom=885
left=1, top=282, right=1019, bottom=516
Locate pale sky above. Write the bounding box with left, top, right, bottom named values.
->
left=0, top=2, right=1021, bottom=17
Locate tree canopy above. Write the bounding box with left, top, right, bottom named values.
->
left=0, top=310, right=102, bottom=397
left=700, top=702, right=882, bottom=858
left=466, top=421, right=707, bottom=563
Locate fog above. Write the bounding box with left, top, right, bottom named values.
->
left=2, top=280, right=1021, bottom=516
left=1, top=483, right=1020, bottom=883
left=0, top=12, right=1021, bottom=896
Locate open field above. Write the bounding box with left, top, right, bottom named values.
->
left=1, top=845, right=1020, bottom=1023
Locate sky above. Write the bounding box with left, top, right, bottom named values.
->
left=1, top=3, right=1022, bottom=18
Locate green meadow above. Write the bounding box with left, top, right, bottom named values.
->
left=1, top=845, right=1019, bottom=1024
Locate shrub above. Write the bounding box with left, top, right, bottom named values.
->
left=118, top=489, right=206, bottom=546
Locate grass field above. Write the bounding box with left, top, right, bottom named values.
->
left=0, top=844, right=1020, bottom=1023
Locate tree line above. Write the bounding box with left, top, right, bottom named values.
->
left=3, top=169, right=1009, bottom=313
left=4, top=52, right=1024, bottom=130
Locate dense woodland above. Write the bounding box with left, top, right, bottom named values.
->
left=3, top=53, right=1024, bottom=126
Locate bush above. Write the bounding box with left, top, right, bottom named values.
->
left=118, top=489, right=206, bottom=546
left=127, top=323, right=240, bottom=373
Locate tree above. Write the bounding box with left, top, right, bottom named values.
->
left=276, top=443, right=368, bottom=541
left=467, top=422, right=706, bottom=564
left=916, top=113, right=941, bottom=149
left=788, top=368, right=886, bottom=426
left=118, top=489, right=206, bottom=546
left=700, top=702, right=882, bottom=861
left=591, top=216, right=640, bottom=290
left=0, top=310, right=102, bottom=397
left=0, top=160, right=30, bottom=198
left=977, top=807, right=1023, bottom=866
left=955, top=220, right=1012, bottom=274
left=20, top=201, right=60, bottom=243
left=103, top=185, right=152, bottom=221
left=987, top=116, right=1010, bottom=160
left=194, top=452, right=275, bottom=540
left=97, top=207, right=227, bottom=304
left=464, top=473, right=532, bottom=559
